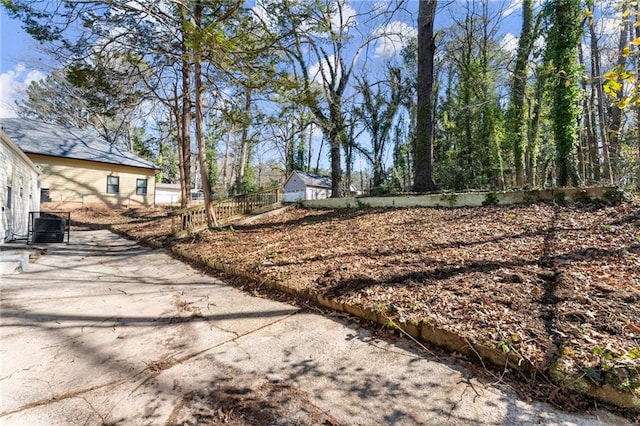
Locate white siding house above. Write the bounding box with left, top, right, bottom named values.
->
left=1, top=128, right=40, bottom=243
left=155, top=183, right=182, bottom=205
left=283, top=171, right=333, bottom=202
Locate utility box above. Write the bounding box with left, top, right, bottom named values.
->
left=28, top=212, right=70, bottom=244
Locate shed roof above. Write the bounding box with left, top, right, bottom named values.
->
left=289, top=170, right=333, bottom=188
left=0, top=118, right=158, bottom=171
left=156, top=183, right=181, bottom=191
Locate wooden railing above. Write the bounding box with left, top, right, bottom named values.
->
left=171, top=187, right=283, bottom=235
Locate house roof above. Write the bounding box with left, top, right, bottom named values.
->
left=0, top=128, right=40, bottom=175
left=0, top=118, right=158, bottom=171
left=290, top=170, right=333, bottom=188
left=156, top=183, right=181, bottom=191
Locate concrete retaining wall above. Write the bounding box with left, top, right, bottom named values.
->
left=302, top=186, right=617, bottom=209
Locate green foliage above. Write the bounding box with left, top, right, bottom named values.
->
left=523, top=189, right=541, bottom=204
left=588, top=345, right=640, bottom=391
left=432, top=8, right=509, bottom=191
left=572, top=189, right=593, bottom=204
left=603, top=188, right=632, bottom=205
left=506, top=0, right=535, bottom=187
left=206, top=134, right=218, bottom=190
left=355, top=198, right=371, bottom=209
left=544, top=0, right=583, bottom=187
left=131, top=127, right=154, bottom=160
left=553, top=190, right=567, bottom=205
left=482, top=191, right=500, bottom=206
left=439, top=192, right=458, bottom=207
left=17, top=70, right=87, bottom=127
left=156, top=138, right=178, bottom=184
left=242, top=148, right=256, bottom=194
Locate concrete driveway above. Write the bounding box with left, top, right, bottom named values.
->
left=0, top=230, right=631, bottom=425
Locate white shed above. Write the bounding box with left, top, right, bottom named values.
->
left=155, top=183, right=182, bottom=205
left=283, top=171, right=333, bottom=203
left=1, top=128, right=40, bottom=243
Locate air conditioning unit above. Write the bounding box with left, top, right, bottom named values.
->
left=32, top=217, right=65, bottom=243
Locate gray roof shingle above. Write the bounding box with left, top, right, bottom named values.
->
left=0, top=118, right=158, bottom=170
left=293, top=170, right=333, bottom=188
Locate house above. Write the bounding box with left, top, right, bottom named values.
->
left=155, top=183, right=182, bottom=205
left=0, top=127, right=40, bottom=243
left=283, top=170, right=338, bottom=202
left=0, top=118, right=158, bottom=209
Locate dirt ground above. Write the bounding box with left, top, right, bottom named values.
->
left=70, top=195, right=640, bottom=415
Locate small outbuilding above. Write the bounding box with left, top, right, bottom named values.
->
left=155, top=183, right=182, bottom=205
left=0, top=127, right=41, bottom=242
left=0, top=118, right=158, bottom=209
left=283, top=170, right=333, bottom=202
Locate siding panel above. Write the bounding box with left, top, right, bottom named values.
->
left=30, top=154, right=156, bottom=208
left=1, top=133, right=40, bottom=242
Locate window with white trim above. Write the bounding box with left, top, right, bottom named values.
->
left=107, top=176, right=120, bottom=194
left=136, top=178, right=148, bottom=196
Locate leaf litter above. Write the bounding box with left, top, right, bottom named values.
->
left=73, top=199, right=640, bottom=414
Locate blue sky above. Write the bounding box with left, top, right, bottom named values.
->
left=0, top=1, right=555, bottom=120
left=1, top=8, right=51, bottom=117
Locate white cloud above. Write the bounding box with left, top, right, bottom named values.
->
left=0, top=64, right=45, bottom=118
left=502, top=0, right=522, bottom=18
left=252, top=0, right=276, bottom=30
left=331, top=1, right=357, bottom=32
left=309, top=54, right=340, bottom=87
left=501, top=0, right=545, bottom=18
left=500, top=32, right=519, bottom=54
left=598, top=16, right=620, bottom=37
left=373, top=21, right=417, bottom=58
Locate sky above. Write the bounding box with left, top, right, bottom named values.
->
left=0, top=0, right=526, bottom=119
left=0, top=1, right=619, bottom=120
left=0, top=7, right=51, bottom=118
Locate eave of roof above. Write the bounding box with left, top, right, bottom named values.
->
left=0, top=118, right=158, bottom=171
left=290, top=170, right=332, bottom=188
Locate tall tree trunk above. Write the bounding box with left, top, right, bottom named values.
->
left=636, top=1, right=640, bottom=190
left=344, top=118, right=355, bottom=195
left=578, top=41, right=593, bottom=183
left=193, top=2, right=218, bottom=228
left=329, top=129, right=342, bottom=197
left=547, top=0, right=582, bottom=187
left=172, top=94, right=187, bottom=207
left=315, top=137, right=324, bottom=174
left=526, top=71, right=543, bottom=187
left=583, top=80, right=599, bottom=183
left=328, top=101, right=343, bottom=197
left=307, top=122, right=314, bottom=172
left=609, top=18, right=630, bottom=183
left=413, top=0, right=437, bottom=192
left=589, top=18, right=614, bottom=184
left=235, top=88, right=253, bottom=195
left=180, top=56, right=192, bottom=208
left=221, top=127, right=232, bottom=192
left=508, top=0, right=534, bottom=187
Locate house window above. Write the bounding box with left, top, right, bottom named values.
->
left=6, top=186, right=11, bottom=209
left=107, top=176, right=120, bottom=194
left=136, top=178, right=148, bottom=196
left=41, top=188, right=51, bottom=202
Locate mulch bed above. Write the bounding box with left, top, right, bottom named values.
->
left=71, top=199, right=640, bottom=415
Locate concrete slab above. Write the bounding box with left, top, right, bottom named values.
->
left=0, top=251, right=29, bottom=275
left=0, top=230, right=632, bottom=425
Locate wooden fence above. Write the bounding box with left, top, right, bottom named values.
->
left=171, top=187, right=283, bottom=235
